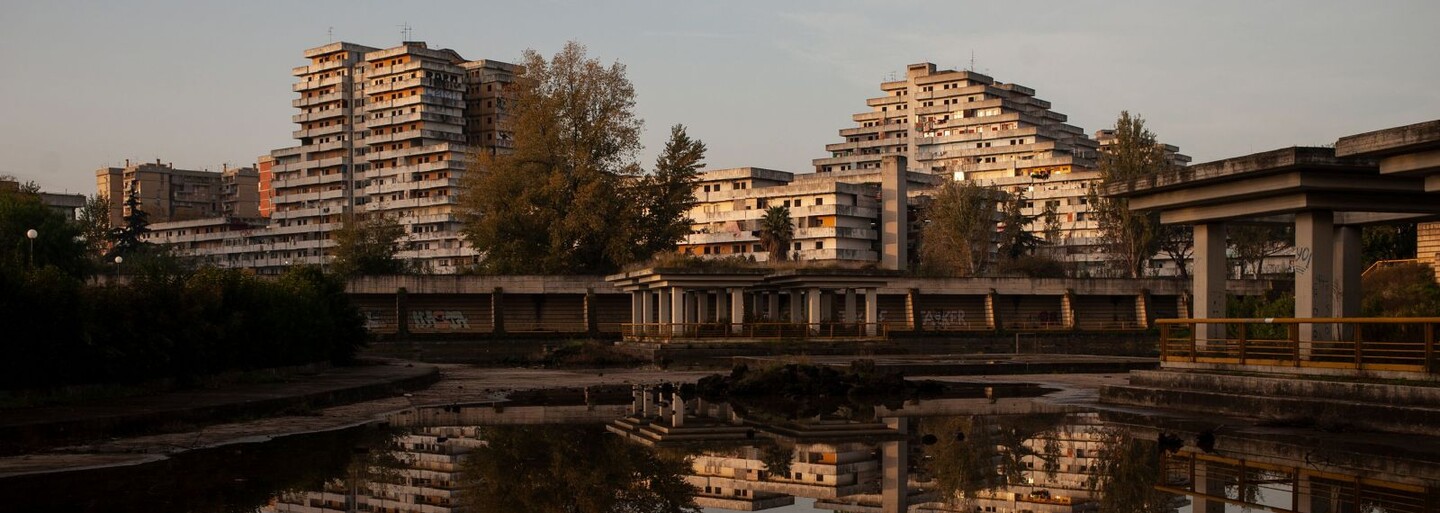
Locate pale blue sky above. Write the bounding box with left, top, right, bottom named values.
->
left=3, top=1, right=1438, bottom=195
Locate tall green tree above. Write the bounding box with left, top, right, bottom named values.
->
left=632, top=124, right=706, bottom=259
left=108, top=191, right=151, bottom=258
left=997, top=189, right=1042, bottom=262
left=459, top=41, right=644, bottom=274
left=1090, top=111, right=1170, bottom=278
left=918, top=181, right=999, bottom=277
left=1361, top=223, right=1417, bottom=267
left=758, top=205, right=795, bottom=262
left=331, top=214, right=408, bottom=276
left=1158, top=224, right=1194, bottom=280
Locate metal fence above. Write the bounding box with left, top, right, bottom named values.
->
left=1157, top=317, right=1440, bottom=374
left=620, top=322, right=888, bottom=342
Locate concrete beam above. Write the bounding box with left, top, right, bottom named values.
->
left=1378, top=148, right=1440, bottom=176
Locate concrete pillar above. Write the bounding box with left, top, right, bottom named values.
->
left=820, top=291, right=833, bottom=322
left=1191, top=458, right=1225, bottom=513
left=1334, top=225, right=1362, bottom=338
left=631, top=385, right=642, bottom=415
left=1138, top=289, right=1154, bottom=329
left=807, top=288, right=822, bottom=333
left=1061, top=289, right=1077, bottom=329
left=716, top=290, right=728, bottom=323
left=670, top=287, right=686, bottom=336
left=671, top=391, right=685, bottom=427
left=844, top=288, right=858, bottom=324
left=641, top=386, right=654, bottom=416
left=865, top=288, right=880, bottom=336
left=767, top=291, right=780, bottom=321
left=906, top=289, right=921, bottom=332
left=659, top=288, right=672, bottom=325
left=641, top=290, right=656, bottom=326
left=396, top=286, right=410, bottom=337
left=696, top=290, right=710, bottom=324
left=985, top=290, right=1001, bottom=331
left=1295, top=211, right=1335, bottom=345
left=631, top=291, right=643, bottom=326
left=658, top=393, right=672, bottom=420
left=584, top=288, right=598, bottom=335
left=880, top=417, right=909, bottom=513
left=880, top=155, right=909, bottom=271
left=789, top=290, right=803, bottom=323
left=491, top=287, right=506, bottom=335
left=1294, top=472, right=1313, bottom=513
left=730, top=287, right=745, bottom=334
left=1193, top=223, right=1227, bottom=343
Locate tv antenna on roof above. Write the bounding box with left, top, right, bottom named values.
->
left=968, top=50, right=975, bottom=72
left=399, top=22, right=413, bottom=41
left=327, top=26, right=334, bottom=42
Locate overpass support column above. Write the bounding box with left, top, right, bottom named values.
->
left=670, top=287, right=686, bottom=336
left=807, top=288, right=822, bottom=334
left=789, top=290, right=803, bottom=323
left=1334, top=225, right=1362, bottom=339
left=820, top=291, right=833, bottom=322
left=880, top=417, right=909, bottom=513
left=584, top=288, right=598, bottom=335
left=396, top=286, right=410, bottom=337
left=491, top=287, right=505, bottom=335
left=906, top=289, right=921, bottom=332
left=844, top=288, right=858, bottom=324
left=1061, top=289, right=1077, bottom=330
left=696, top=290, right=710, bottom=324
left=1194, top=223, right=1228, bottom=345
left=986, top=290, right=1001, bottom=331
left=865, top=288, right=880, bottom=336
left=730, top=288, right=745, bottom=335
left=766, top=292, right=779, bottom=322
left=1296, top=211, right=1335, bottom=348
left=659, top=287, right=672, bottom=328
left=631, top=291, right=643, bottom=326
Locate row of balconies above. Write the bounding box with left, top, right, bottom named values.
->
left=365, top=76, right=464, bottom=95
left=292, top=123, right=349, bottom=140
left=365, top=93, right=465, bottom=111
left=291, top=108, right=351, bottom=124
left=292, top=91, right=349, bottom=109
left=291, top=57, right=349, bottom=76
left=361, top=177, right=461, bottom=196
left=293, top=74, right=349, bottom=93
left=366, top=111, right=465, bottom=130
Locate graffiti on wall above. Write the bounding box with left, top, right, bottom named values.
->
left=921, top=310, right=970, bottom=330
left=361, top=310, right=387, bottom=330
left=411, top=310, right=471, bottom=330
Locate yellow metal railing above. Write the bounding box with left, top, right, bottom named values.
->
left=1157, top=317, right=1440, bottom=374
left=620, top=322, right=889, bottom=342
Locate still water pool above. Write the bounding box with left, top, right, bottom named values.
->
left=3, top=382, right=1437, bottom=513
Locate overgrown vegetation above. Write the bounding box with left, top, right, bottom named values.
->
left=0, top=186, right=368, bottom=391
left=1090, top=111, right=1173, bottom=278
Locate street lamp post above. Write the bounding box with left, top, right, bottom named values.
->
left=25, top=229, right=38, bottom=268
left=114, top=255, right=123, bottom=277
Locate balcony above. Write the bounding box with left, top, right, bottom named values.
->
left=292, top=74, right=348, bottom=92
left=292, top=124, right=347, bottom=139
left=292, top=92, right=348, bottom=108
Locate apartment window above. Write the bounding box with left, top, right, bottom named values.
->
left=815, top=241, right=824, bottom=249
left=793, top=242, right=802, bottom=251
left=816, top=197, right=824, bottom=205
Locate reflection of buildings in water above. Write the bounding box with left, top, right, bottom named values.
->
left=265, top=427, right=483, bottom=513
left=1159, top=446, right=1440, bottom=513
left=916, top=413, right=1104, bottom=513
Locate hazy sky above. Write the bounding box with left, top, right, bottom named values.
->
left=3, top=1, right=1438, bottom=195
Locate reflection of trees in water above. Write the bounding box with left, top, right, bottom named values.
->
left=920, top=414, right=1065, bottom=507
left=461, top=425, right=700, bottom=513
left=1087, top=430, right=1179, bottom=513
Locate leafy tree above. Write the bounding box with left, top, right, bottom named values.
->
left=77, top=194, right=112, bottom=259
left=1362, top=262, right=1440, bottom=317
left=108, top=190, right=151, bottom=258
left=633, top=124, right=706, bottom=259
left=331, top=214, right=408, bottom=276
left=1041, top=202, right=1062, bottom=248
left=462, top=425, right=699, bottom=513
left=997, top=189, right=1042, bottom=262
left=918, top=181, right=998, bottom=277
left=1157, top=224, right=1193, bottom=280
left=459, top=41, right=645, bottom=274
left=0, top=187, right=88, bottom=275
left=1229, top=224, right=1291, bottom=279
left=1090, top=111, right=1170, bottom=278
left=1361, top=223, right=1417, bottom=267
left=758, top=205, right=794, bottom=262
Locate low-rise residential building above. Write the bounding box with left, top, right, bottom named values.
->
left=95, top=160, right=259, bottom=226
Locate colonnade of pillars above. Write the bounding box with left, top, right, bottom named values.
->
left=629, top=286, right=881, bottom=336
left=628, top=384, right=741, bottom=427
left=1192, top=213, right=1362, bottom=345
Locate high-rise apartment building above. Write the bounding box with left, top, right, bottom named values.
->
left=261, top=41, right=515, bottom=274
left=95, top=159, right=260, bottom=226
left=814, top=63, right=1189, bottom=275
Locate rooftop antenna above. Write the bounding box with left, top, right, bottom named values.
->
left=399, top=22, right=413, bottom=41
left=969, top=50, right=975, bottom=72
left=327, top=26, right=334, bottom=42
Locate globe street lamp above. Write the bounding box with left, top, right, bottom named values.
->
left=25, top=229, right=38, bottom=268
left=114, top=255, right=123, bottom=277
